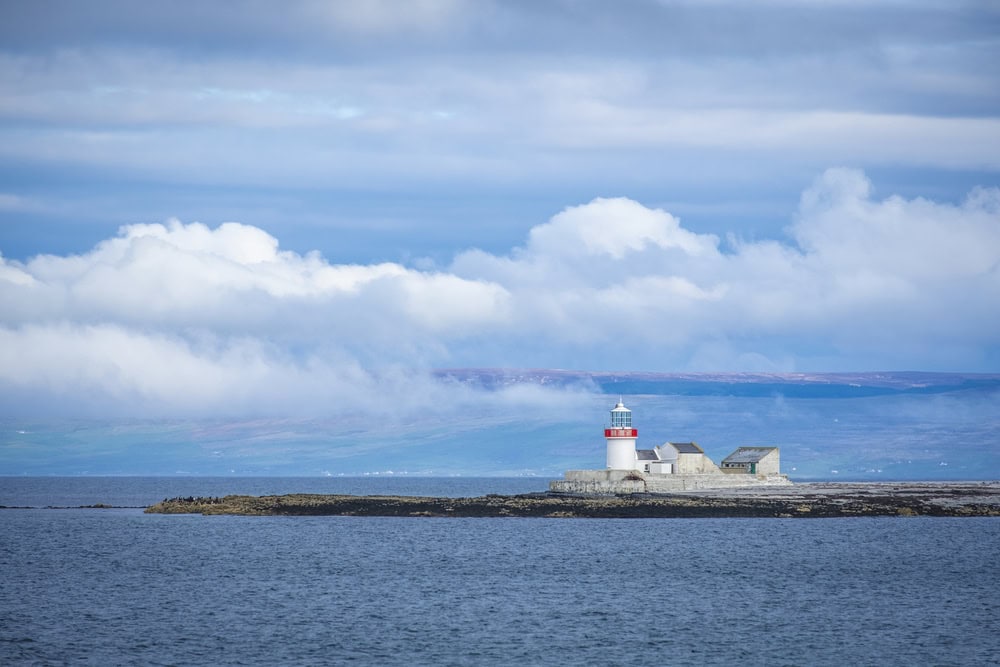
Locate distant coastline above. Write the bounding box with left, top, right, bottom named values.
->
left=434, top=368, right=1000, bottom=399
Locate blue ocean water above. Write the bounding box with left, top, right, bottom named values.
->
left=2, top=478, right=999, bottom=666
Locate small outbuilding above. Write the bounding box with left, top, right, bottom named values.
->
left=721, top=447, right=781, bottom=476
left=636, top=449, right=659, bottom=469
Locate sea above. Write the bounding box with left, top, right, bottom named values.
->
left=2, top=477, right=999, bottom=667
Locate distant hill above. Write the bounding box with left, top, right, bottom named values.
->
left=434, top=369, right=1000, bottom=399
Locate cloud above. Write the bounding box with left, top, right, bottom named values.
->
left=5, top=218, right=508, bottom=335
left=0, top=322, right=589, bottom=419
left=0, top=193, right=37, bottom=212
left=1, top=168, right=998, bottom=418
left=1, top=1, right=997, bottom=198
left=1, top=2, right=996, bottom=429
left=793, top=168, right=1000, bottom=279
left=527, top=197, right=719, bottom=261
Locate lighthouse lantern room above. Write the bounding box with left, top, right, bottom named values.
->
left=605, top=399, right=638, bottom=470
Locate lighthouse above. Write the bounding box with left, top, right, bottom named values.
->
left=605, top=398, right=638, bottom=469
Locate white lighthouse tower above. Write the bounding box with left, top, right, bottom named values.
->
left=605, top=398, right=638, bottom=470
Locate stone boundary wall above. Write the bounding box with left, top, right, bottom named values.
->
left=550, top=470, right=792, bottom=494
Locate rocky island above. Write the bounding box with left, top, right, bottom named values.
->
left=145, top=482, right=1000, bottom=518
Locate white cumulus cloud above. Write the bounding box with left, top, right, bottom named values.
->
left=1, top=168, right=998, bottom=416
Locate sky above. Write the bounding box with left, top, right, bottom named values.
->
left=1, top=0, right=999, bottom=420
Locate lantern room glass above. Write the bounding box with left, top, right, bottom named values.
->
left=610, top=406, right=631, bottom=429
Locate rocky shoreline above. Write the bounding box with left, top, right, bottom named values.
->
left=144, top=482, right=1000, bottom=518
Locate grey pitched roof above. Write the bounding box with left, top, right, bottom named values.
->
left=722, top=447, right=777, bottom=464
left=636, top=449, right=658, bottom=461
left=668, top=442, right=704, bottom=454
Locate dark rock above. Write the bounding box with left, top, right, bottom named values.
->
left=144, top=482, right=1000, bottom=518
